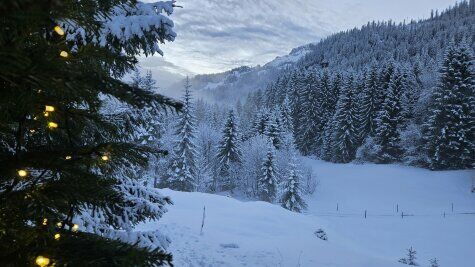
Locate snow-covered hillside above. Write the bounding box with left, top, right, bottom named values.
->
left=139, top=159, right=475, bottom=267
left=162, top=45, right=312, bottom=101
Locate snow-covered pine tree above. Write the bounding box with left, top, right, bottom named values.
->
left=373, top=68, right=404, bottom=163
left=297, top=72, right=322, bottom=155
left=429, top=258, right=439, bottom=267
left=279, top=96, right=294, bottom=134
left=358, top=66, right=380, bottom=139
left=165, top=78, right=198, bottom=191
left=425, top=42, right=475, bottom=170
left=400, top=66, right=421, bottom=123
left=264, top=110, right=285, bottom=149
left=398, top=247, right=419, bottom=266
left=216, top=110, right=242, bottom=191
left=288, top=72, right=306, bottom=145
left=280, top=156, right=307, bottom=213
left=332, top=74, right=359, bottom=163
left=0, top=0, right=179, bottom=265
left=143, top=70, right=158, bottom=92
left=251, top=108, right=270, bottom=136
left=258, top=142, right=278, bottom=202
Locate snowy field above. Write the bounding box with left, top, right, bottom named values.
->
left=139, top=159, right=475, bottom=267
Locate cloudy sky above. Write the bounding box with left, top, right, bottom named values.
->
left=140, top=0, right=458, bottom=87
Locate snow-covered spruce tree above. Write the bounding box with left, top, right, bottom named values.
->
left=425, top=42, right=475, bottom=170
left=0, top=0, right=179, bottom=265
left=373, top=69, right=405, bottom=163
left=165, top=78, right=198, bottom=192
left=332, top=74, right=359, bottom=163
left=279, top=96, right=294, bottom=134
left=258, top=142, right=278, bottom=202
left=358, top=66, right=380, bottom=139
left=251, top=108, right=270, bottom=136
left=216, top=110, right=242, bottom=191
left=400, top=67, right=421, bottom=123
left=429, top=258, right=439, bottom=267
left=297, top=73, right=322, bottom=155
left=398, top=247, right=419, bottom=266
left=264, top=111, right=285, bottom=149
left=280, top=156, right=307, bottom=213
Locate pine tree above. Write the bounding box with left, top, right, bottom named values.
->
left=373, top=69, right=404, bottom=163
left=429, top=258, right=439, bottom=267
left=279, top=96, right=294, bottom=134
left=258, top=143, right=278, bottom=202
left=143, top=70, right=158, bottom=92
left=398, top=247, right=419, bottom=266
left=280, top=156, right=307, bottom=213
left=425, top=42, right=475, bottom=170
left=165, top=78, right=198, bottom=191
left=216, top=110, right=242, bottom=190
left=358, top=66, right=380, bottom=139
left=332, top=74, right=359, bottom=163
left=297, top=73, right=321, bottom=155
left=0, top=0, right=178, bottom=265
left=251, top=108, right=270, bottom=136
left=264, top=111, right=284, bottom=149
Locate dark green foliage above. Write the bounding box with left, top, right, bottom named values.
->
left=0, top=0, right=179, bottom=265
left=374, top=69, right=404, bottom=163
left=216, top=110, right=242, bottom=190
left=258, top=144, right=277, bottom=202
left=425, top=42, right=475, bottom=170
left=332, top=75, right=359, bottom=163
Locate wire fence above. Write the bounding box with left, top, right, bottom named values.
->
left=307, top=203, right=475, bottom=219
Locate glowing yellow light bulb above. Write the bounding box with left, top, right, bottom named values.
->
left=45, top=105, right=55, bottom=112
left=54, top=25, right=64, bottom=36
left=35, top=256, right=50, bottom=267
left=30, top=129, right=36, bottom=133
left=101, top=155, right=109, bottom=161
left=42, top=218, right=48, bottom=226
left=59, top=51, right=68, bottom=58
left=48, top=122, right=58, bottom=129
left=54, top=233, right=61, bottom=240
left=43, top=112, right=49, bottom=117
left=18, top=170, right=28, bottom=177
left=56, top=222, right=62, bottom=227
left=72, top=224, right=79, bottom=232
left=65, top=156, right=72, bottom=160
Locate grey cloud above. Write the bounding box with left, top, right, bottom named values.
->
left=142, top=0, right=458, bottom=78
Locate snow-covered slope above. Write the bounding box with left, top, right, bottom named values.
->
left=138, top=159, right=474, bottom=266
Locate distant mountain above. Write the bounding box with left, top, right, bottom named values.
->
left=163, top=44, right=313, bottom=102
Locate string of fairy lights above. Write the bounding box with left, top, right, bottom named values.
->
left=16, top=25, right=110, bottom=267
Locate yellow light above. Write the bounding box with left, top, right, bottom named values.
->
left=54, top=26, right=64, bottom=36
left=45, top=105, right=55, bottom=112
left=18, top=170, right=28, bottom=177
left=33, top=116, right=38, bottom=121
left=35, top=256, right=50, bottom=267
left=65, top=156, right=72, bottom=160
left=48, top=122, right=58, bottom=129
left=72, top=224, right=79, bottom=232
left=101, top=155, right=109, bottom=161
left=30, top=129, right=36, bottom=133
left=56, top=222, right=62, bottom=227
left=43, top=112, right=49, bottom=117
left=59, top=51, right=68, bottom=58
left=42, top=218, right=48, bottom=226
left=54, top=233, right=61, bottom=240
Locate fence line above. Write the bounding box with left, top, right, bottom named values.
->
left=310, top=211, right=475, bottom=218
left=307, top=203, right=475, bottom=219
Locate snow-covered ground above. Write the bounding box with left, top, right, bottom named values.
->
left=138, top=159, right=475, bottom=266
